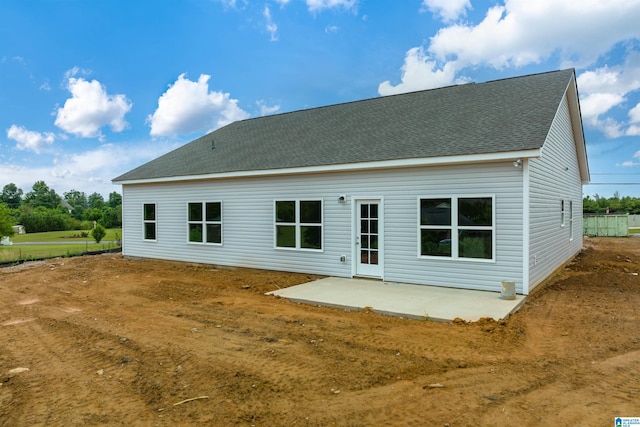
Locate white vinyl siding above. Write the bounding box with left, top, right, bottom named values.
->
left=120, top=161, right=524, bottom=293
left=528, top=94, right=583, bottom=291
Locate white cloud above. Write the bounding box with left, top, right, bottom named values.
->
left=325, top=25, right=339, bottom=34
left=256, top=100, right=281, bottom=116
left=578, top=67, right=624, bottom=95
left=579, top=92, right=625, bottom=124
left=62, top=66, right=91, bottom=82
left=39, top=79, right=51, bottom=91
left=628, top=104, right=640, bottom=135
left=576, top=61, right=640, bottom=137
left=54, top=74, right=132, bottom=139
left=629, top=103, right=640, bottom=123
left=428, top=0, right=640, bottom=69
left=620, top=160, right=640, bottom=167
left=378, top=47, right=461, bottom=96
left=7, top=125, right=55, bottom=154
left=0, top=141, right=179, bottom=198
left=218, top=0, right=240, bottom=8
left=380, top=0, right=640, bottom=139
left=421, top=0, right=471, bottom=22
left=596, top=118, right=625, bottom=139
left=381, top=1, right=640, bottom=94
left=629, top=103, right=640, bottom=135
left=147, top=73, right=249, bottom=137
left=621, top=151, right=640, bottom=166
left=264, top=5, right=278, bottom=41
left=306, top=0, right=357, bottom=13
left=576, top=62, right=640, bottom=98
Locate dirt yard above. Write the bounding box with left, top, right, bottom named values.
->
left=1, top=237, right=639, bottom=426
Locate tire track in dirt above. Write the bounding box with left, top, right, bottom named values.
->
left=471, top=351, right=640, bottom=426
left=1, top=316, right=157, bottom=426
left=592, top=350, right=640, bottom=406
left=517, top=271, right=639, bottom=360
left=3, top=240, right=640, bottom=425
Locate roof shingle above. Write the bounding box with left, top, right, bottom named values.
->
left=113, top=69, right=575, bottom=182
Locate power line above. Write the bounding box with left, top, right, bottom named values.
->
left=591, top=173, right=640, bottom=175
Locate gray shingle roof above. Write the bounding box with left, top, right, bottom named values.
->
left=113, top=69, right=575, bottom=182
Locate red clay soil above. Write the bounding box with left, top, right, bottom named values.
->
left=1, top=237, right=639, bottom=426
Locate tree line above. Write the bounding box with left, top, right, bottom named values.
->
left=0, top=181, right=121, bottom=236
left=583, top=192, right=640, bottom=215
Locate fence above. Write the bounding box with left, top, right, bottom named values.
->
left=583, top=214, right=629, bottom=237
left=0, top=247, right=121, bottom=268
left=628, top=215, right=640, bottom=227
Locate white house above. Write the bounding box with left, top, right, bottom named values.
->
left=113, top=69, right=589, bottom=295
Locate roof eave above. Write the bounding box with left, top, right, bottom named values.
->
left=566, top=72, right=590, bottom=184
left=112, top=148, right=542, bottom=185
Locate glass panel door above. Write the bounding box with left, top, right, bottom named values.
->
left=355, top=200, right=382, bottom=277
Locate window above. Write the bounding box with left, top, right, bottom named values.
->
left=419, top=196, right=494, bottom=261
left=561, top=200, right=566, bottom=227
left=275, top=200, right=322, bottom=250
left=419, top=198, right=451, bottom=257
left=188, top=202, right=222, bottom=244
left=143, top=203, right=156, bottom=241
left=569, top=200, right=574, bottom=241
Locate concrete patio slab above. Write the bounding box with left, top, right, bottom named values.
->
left=267, top=277, right=526, bottom=322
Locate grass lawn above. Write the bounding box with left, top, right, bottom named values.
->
left=0, top=229, right=121, bottom=262
left=10, top=229, right=121, bottom=243
left=629, top=228, right=640, bottom=235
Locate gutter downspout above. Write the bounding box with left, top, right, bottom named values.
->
left=522, top=158, right=530, bottom=295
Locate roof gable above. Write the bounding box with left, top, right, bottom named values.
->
left=114, top=69, right=577, bottom=182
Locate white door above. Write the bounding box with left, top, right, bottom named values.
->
left=355, top=199, right=383, bottom=278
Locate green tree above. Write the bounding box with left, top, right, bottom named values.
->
left=0, top=204, right=16, bottom=236
left=88, top=192, right=105, bottom=209
left=1, top=183, right=23, bottom=209
left=83, top=207, right=103, bottom=222
left=100, top=206, right=122, bottom=228
left=91, top=223, right=106, bottom=243
left=582, top=194, right=640, bottom=214
left=583, top=196, right=599, bottom=214
left=70, top=205, right=85, bottom=220
left=18, top=206, right=69, bottom=232
left=108, top=191, right=122, bottom=208
left=24, top=181, right=60, bottom=208
left=64, top=190, right=88, bottom=209
left=64, top=190, right=89, bottom=220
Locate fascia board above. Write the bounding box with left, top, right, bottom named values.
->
left=566, top=74, right=590, bottom=183
left=113, top=149, right=542, bottom=185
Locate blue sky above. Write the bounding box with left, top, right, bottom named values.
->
left=1, top=0, right=640, bottom=199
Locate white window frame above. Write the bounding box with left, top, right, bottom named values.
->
left=417, top=195, right=496, bottom=262
left=274, top=199, right=323, bottom=252
left=569, top=200, right=574, bottom=241
left=187, top=201, right=223, bottom=245
left=143, top=203, right=157, bottom=241
left=561, top=200, right=566, bottom=227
